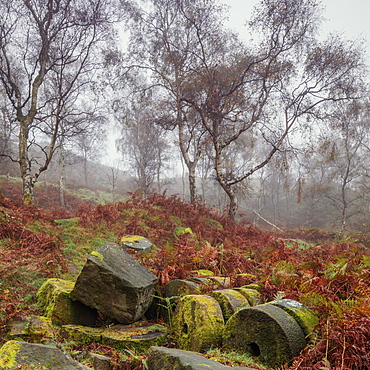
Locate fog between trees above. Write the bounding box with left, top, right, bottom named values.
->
left=0, top=0, right=369, bottom=232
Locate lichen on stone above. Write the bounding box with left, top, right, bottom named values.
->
left=90, top=251, right=104, bottom=260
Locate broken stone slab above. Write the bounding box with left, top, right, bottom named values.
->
left=210, top=289, right=250, bottom=321
left=223, top=304, right=307, bottom=367
left=61, top=321, right=167, bottom=352
left=0, top=340, right=91, bottom=369
left=37, top=278, right=98, bottom=326
left=146, top=346, right=255, bottom=370
left=172, top=294, right=225, bottom=353
left=70, top=242, right=158, bottom=324
left=6, top=316, right=54, bottom=342
left=268, top=299, right=319, bottom=341
left=121, top=235, right=153, bottom=253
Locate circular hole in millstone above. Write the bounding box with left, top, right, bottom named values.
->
left=182, top=323, right=188, bottom=334
left=248, top=342, right=261, bottom=357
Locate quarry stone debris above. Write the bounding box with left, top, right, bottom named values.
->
left=70, top=242, right=158, bottom=324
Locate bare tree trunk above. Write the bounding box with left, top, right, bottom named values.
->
left=19, top=119, right=34, bottom=205
left=59, top=142, right=66, bottom=208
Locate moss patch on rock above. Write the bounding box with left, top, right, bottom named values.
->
left=37, top=278, right=97, bottom=326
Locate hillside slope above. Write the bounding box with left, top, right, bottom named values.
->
left=0, top=190, right=370, bottom=369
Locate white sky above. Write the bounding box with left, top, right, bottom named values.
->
left=223, top=0, right=370, bottom=63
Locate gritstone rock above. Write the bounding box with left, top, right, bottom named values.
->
left=70, top=242, right=158, bottom=324
left=147, top=346, right=255, bottom=370
left=223, top=304, right=307, bottom=367
left=172, top=294, right=224, bottom=352
left=121, top=235, right=153, bottom=253
left=0, top=340, right=90, bottom=369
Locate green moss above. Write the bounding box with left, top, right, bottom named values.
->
left=61, top=325, right=104, bottom=345
left=0, top=340, right=21, bottom=368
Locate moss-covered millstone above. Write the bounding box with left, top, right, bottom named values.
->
left=223, top=304, right=307, bottom=367
left=37, top=278, right=98, bottom=326
left=234, top=287, right=262, bottom=306
left=210, top=289, right=250, bottom=321
left=172, top=294, right=225, bottom=353
left=121, top=235, right=153, bottom=253
left=164, top=279, right=201, bottom=298
left=208, top=276, right=231, bottom=288
left=0, top=340, right=90, bottom=369
left=268, top=299, right=318, bottom=341
left=6, top=316, right=54, bottom=342
left=60, top=321, right=167, bottom=352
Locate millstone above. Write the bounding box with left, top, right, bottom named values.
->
left=268, top=299, right=318, bottom=341
left=210, top=289, right=250, bottom=321
left=172, top=294, right=225, bottom=352
left=223, top=304, right=307, bottom=367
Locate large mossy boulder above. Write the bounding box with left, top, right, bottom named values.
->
left=172, top=294, right=225, bottom=352
left=37, top=278, right=98, bottom=326
left=70, top=242, right=158, bottom=324
left=223, top=304, right=307, bottom=367
left=0, top=340, right=90, bottom=369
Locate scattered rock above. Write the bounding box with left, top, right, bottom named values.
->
left=70, top=242, right=158, bottom=324
left=147, top=346, right=255, bottom=370
left=164, top=279, right=200, bottom=298
left=0, top=340, right=91, bottom=369
left=121, top=235, right=153, bottom=253
left=87, top=353, right=113, bottom=370
left=37, top=278, right=98, bottom=326
left=61, top=321, right=167, bottom=352
left=6, top=315, right=54, bottom=342
left=223, top=304, right=307, bottom=367
left=210, top=289, right=250, bottom=321
left=172, top=294, right=224, bottom=352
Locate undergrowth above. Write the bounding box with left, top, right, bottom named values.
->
left=0, top=189, right=370, bottom=369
